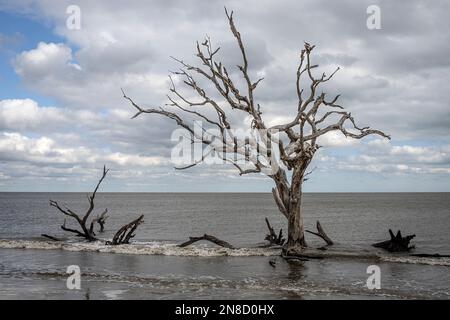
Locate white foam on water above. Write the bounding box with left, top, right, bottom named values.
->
left=1, top=239, right=449, bottom=266
left=103, top=289, right=128, bottom=299
left=0, top=239, right=279, bottom=257
left=380, top=255, right=450, bottom=267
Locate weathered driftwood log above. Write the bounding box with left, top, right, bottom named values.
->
left=41, top=234, right=61, bottom=241
left=106, top=215, right=144, bottom=245
left=306, top=220, right=334, bottom=245
left=409, top=253, right=450, bottom=258
left=264, top=217, right=285, bottom=246
left=373, top=229, right=415, bottom=252
left=179, top=234, right=235, bottom=249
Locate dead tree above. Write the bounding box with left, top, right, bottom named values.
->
left=124, top=9, right=389, bottom=252
left=373, top=229, right=415, bottom=252
left=50, top=166, right=144, bottom=244
left=50, top=166, right=109, bottom=241
left=264, top=217, right=285, bottom=246
left=306, top=221, right=334, bottom=245
left=179, top=234, right=235, bottom=249
left=106, top=215, right=144, bottom=245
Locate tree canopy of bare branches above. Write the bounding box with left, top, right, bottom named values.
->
left=124, top=9, right=389, bottom=252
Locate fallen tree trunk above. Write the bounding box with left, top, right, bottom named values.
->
left=264, top=217, right=285, bottom=246
left=306, top=220, right=334, bottom=245
left=409, top=253, right=450, bottom=258
left=373, top=229, right=415, bottom=252
left=106, top=215, right=144, bottom=245
left=179, top=234, right=235, bottom=249
left=41, top=234, right=61, bottom=241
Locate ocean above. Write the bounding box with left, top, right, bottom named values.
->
left=0, top=192, right=449, bottom=299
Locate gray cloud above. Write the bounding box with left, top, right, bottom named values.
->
left=0, top=0, right=449, bottom=190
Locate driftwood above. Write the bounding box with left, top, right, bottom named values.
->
left=41, top=234, right=61, bottom=241
left=92, top=209, right=108, bottom=232
left=179, top=234, right=235, bottom=249
left=373, top=229, right=415, bottom=252
left=306, top=220, right=334, bottom=245
left=50, top=166, right=109, bottom=241
left=264, top=217, right=285, bottom=246
left=50, top=166, right=145, bottom=244
left=106, top=215, right=144, bottom=245
left=409, top=253, right=450, bottom=258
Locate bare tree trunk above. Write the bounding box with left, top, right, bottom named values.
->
left=271, top=168, right=307, bottom=251
left=286, top=195, right=306, bottom=249
left=287, top=166, right=307, bottom=249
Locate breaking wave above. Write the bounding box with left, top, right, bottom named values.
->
left=1, top=239, right=449, bottom=266
left=379, top=255, right=450, bottom=267
left=0, top=239, right=279, bottom=257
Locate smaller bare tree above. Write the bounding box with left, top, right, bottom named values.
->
left=49, top=166, right=143, bottom=244
left=50, top=166, right=109, bottom=241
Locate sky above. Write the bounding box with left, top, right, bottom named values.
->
left=0, top=0, right=449, bottom=192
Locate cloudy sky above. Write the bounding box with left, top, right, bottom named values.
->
left=0, top=0, right=449, bottom=192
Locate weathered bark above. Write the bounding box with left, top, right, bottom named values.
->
left=264, top=217, right=285, bottom=246
left=179, top=234, right=235, bottom=249
left=373, top=229, right=415, bottom=252
left=306, top=220, right=334, bottom=245
left=107, top=215, right=144, bottom=245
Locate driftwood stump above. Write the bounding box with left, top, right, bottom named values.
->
left=106, top=215, right=144, bottom=245
left=179, top=234, right=235, bottom=249
left=373, top=229, right=415, bottom=252
left=264, top=217, right=285, bottom=246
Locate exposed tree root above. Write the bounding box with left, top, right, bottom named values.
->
left=106, top=215, right=144, bottom=245
left=373, top=229, right=415, bottom=252
left=179, top=234, right=235, bottom=249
